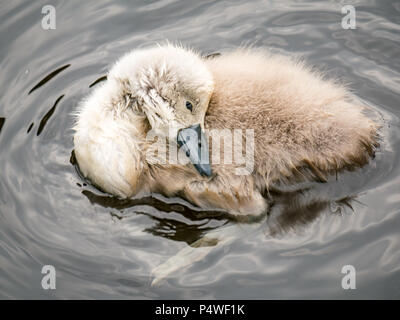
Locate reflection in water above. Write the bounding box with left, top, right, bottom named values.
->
left=26, top=122, right=34, bottom=133
left=89, top=75, right=108, bottom=88
left=0, top=117, right=5, bottom=134
left=81, top=178, right=357, bottom=238
left=28, top=64, right=70, bottom=95
left=36, top=94, right=64, bottom=136
left=81, top=189, right=230, bottom=244
left=266, top=188, right=355, bottom=236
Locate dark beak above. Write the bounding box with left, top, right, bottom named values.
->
left=177, top=124, right=212, bottom=177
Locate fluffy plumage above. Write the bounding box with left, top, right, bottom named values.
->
left=73, top=44, right=378, bottom=216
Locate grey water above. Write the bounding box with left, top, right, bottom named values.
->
left=0, top=0, right=399, bottom=299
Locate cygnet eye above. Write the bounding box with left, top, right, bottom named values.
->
left=185, top=101, right=193, bottom=112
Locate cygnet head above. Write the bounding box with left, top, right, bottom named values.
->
left=109, top=44, right=214, bottom=135
left=111, top=44, right=214, bottom=176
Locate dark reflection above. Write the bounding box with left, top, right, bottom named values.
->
left=28, top=64, right=71, bottom=95
left=37, top=94, right=64, bottom=136
left=70, top=149, right=77, bottom=165
left=81, top=189, right=229, bottom=245
left=27, top=122, right=34, bottom=133
left=0, top=117, right=5, bottom=134
left=141, top=212, right=222, bottom=245
left=81, top=189, right=229, bottom=220
left=89, top=75, right=107, bottom=88
left=266, top=187, right=356, bottom=235
left=79, top=178, right=357, bottom=245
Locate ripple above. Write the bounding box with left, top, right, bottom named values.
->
left=28, top=64, right=70, bottom=95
